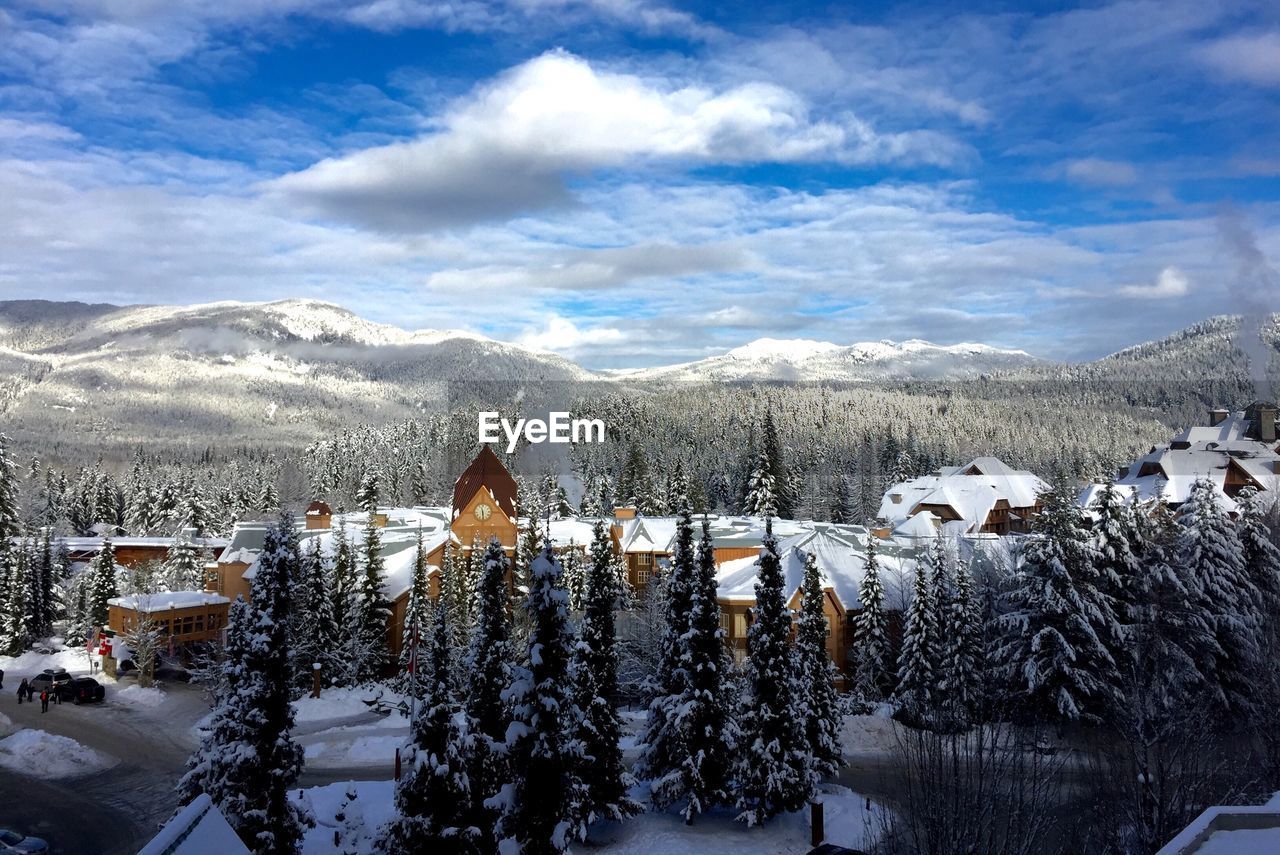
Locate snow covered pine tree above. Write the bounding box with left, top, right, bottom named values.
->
left=797, top=549, right=842, bottom=785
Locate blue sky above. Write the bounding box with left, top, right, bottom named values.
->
left=1, top=0, right=1278, bottom=368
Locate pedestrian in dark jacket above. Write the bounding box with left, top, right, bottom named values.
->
left=40, top=689, right=49, bottom=713
left=16, top=678, right=27, bottom=704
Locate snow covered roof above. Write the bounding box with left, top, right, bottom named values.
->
left=1155, top=792, right=1280, bottom=855
left=1086, top=410, right=1280, bottom=510
left=58, top=535, right=229, bottom=552
left=108, top=591, right=230, bottom=610
left=715, top=528, right=913, bottom=611
left=878, top=456, right=1047, bottom=533
left=234, top=509, right=453, bottom=601
left=615, top=513, right=816, bottom=554
left=138, top=794, right=249, bottom=855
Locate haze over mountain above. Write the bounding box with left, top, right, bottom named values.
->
left=0, top=299, right=1274, bottom=461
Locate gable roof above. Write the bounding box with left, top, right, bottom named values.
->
left=453, top=445, right=518, bottom=520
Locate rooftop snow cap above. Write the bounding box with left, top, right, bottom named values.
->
left=306, top=500, right=333, bottom=516
left=453, top=445, right=518, bottom=520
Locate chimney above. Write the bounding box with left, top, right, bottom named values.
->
left=1208, top=408, right=1229, bottom=427
left=613, top=506, right=638, bottom=521
left=1260, top=405, right=1277, bottom=443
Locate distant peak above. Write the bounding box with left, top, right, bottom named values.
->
left=725, top=338, right=844, bottom=360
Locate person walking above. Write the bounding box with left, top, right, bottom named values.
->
left=16, top=678, right=27, bottom=705
left=40, top=688, right=49, bottom=713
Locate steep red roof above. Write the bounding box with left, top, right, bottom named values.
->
left=453, top=445, right=518, bottom=520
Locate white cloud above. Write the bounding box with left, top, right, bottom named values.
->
left=1062, top=157, right=1139, bottom=187
left=270, top=49, right=967, bottom=231
left=1119, top=266, right=1190, bottom=299
left=517, top=315, right=625, bottom=352
left=1198, top=31, right=1280, bottom=87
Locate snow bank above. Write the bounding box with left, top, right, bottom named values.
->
left=293, top=686, right=404, bottom=726
left=291, top=779, right=882, bottom=855
left=304, top=735, right=404, bottom=767
left=0, top=728, right=118, bottom=778
left=841, top=712, right=902, bottom=759
left=296, top=780, right=396, bottom=855
left=114, top=685, right=167, bottom=708
left=0, top=646, right=93, bottom=678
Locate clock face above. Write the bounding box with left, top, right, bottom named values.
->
left=473, top=503, right=493, bottom=521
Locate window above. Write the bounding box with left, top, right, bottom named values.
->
left=719, top=613, right=731, bottom=635
left=734, top=613, right=748, bottom=637
left=636, top=566, right=652, bottom=586
left=636, top=553, right=653, bottom=566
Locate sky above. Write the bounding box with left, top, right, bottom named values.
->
left=1, top=0, right=1278, bottom=369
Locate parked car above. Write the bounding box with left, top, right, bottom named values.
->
left=27, top=669, right=71, bottom=694
left=58, top=677, right=105, bottom=705
left=0, top=829, right=49, bottom=854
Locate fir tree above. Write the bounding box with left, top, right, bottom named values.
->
left=761, top=409, right=794, bottom=518
left=741, top=450, right=777, bottom=517
left=33, top=528, right=57, bottom=637
left=736, top=518, right=808, bottom=826
left=0, top=546, right=30, bottom=656
left=356, top=476, right=391, bottom=680
left=939, top=554, right=983, bottom=726
left=0, top=433, right=20, bottom=539
left=163, top=537, right=206, bottom=591
left=852, top=537, right=891, bottom=702
left=796, top=549, right=843, bottom=787
left=1178, top=478, right=1261, bottom=714
left=295, top=537, right=336, bottom=690
left=1238, top=487, right=1280, bottom=619
left=380, top=600, right=477, bottom=854
left=896, top=554, right=939, bottom=722
left=178, top=514, right=307, bottom=854
left=638, top=498, right=696, bottom=787
left=397, top=531, right=433, bottom=696
left=994, top=485, right=1122, bottom=723
left=572, top=521, right=642, bottom=825
left=87, top=539, right=119, bottom=630
left=464, top=538, right=514, bottom=851
left=1088, top=480, right=1142, bottom=665
left=496, top=544, right=586, bottom=854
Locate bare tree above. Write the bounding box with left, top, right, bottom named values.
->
left=874, top=721, right=1067, bottom=855
left=120, top=604, right=163, bottom=688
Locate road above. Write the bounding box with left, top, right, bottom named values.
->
left=0, top=680, right=401, bottom=854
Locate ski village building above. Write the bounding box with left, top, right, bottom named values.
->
left=1080, top=402, right=1280, bottom=513
left=875, top=456, right=1049, bottom=537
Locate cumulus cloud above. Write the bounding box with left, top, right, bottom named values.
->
left=1198, top=31, right=1280, bottom=87
left=270, top=49, right=966, bottom=231
left=517, top=315, right=625, bottom=352
left=1118, top=266, right=1190, bottom=299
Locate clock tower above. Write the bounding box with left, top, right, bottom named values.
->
left=451, top=445, right=519, bottom=554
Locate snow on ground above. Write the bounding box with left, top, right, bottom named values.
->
left=0, top=712, right=11, bottom=733
left=113, top=685, right=167, bottom=708
left=293, top=685, right=406, bottom=727
left=0, top=644, right=94, bottom=678
left=0, top=728, right=118, bottom=778
left=304, top=734, right=404, bottom=767
left=295, top=780, right=397, bottom=855
left=840, top=708, right=902, bottom=759
left=292, top=780, right=884, bottom=855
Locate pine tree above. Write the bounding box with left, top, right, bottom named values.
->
left=896, top=554, right=939, bottom=723
left=994, top=485, right=1122, bottom=723
left=736, top=518, right=808, bottom=825
left=939, top=554, right=983, bottom=726
left=329, top=525, right=360, bottom=686
left=572, top=521, right=642, bottom=826
left=33, top=528, right=57, bottom=636
left=397, top=531, right=432, bottom=696
left=796, top=550, right=842, bottom=787
left=1178, top=478, right=1261, bottom=714
left=0, top=433, right=20, bottom=539
left=638, top=498, right=696, bottom=787
left=496, top=544, right=586, bottom=854
left=761, top=409, right=794, bottom=518
left=164, top=537, right=206, bottom=591
left=356, top=475, right=391, bottom=680
left=1088, top=480, right=1142, bottom=666
left=87, top=540, right=119, bottom=630
left=852, top=537, right=890, bottom=702
left=380, top=600, right=477, bottom=854
left=1238, top=487, right=1280, bottom=619
left=0, top=545, right=30, bottom=656
left=464, top=537, right=514, bottom=851
left=295, top=537, right=336, bottom=691
left=177, top=514, right=306, bottom=854
left=741, top=450, right=777, bottom=517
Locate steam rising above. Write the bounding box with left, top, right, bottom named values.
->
left=1218, top=209, right=1280, bottom=401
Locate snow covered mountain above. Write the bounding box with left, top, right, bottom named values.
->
left=0, top=299, right=591, bottom=457
left=608, top=337, right=1041, bottom=382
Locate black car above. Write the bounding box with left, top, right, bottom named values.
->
left=58, top=677, right=105, bottom=705
left=0, top=828, right=49, bottom=854
left=27, top=669, right=71, bottom=694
